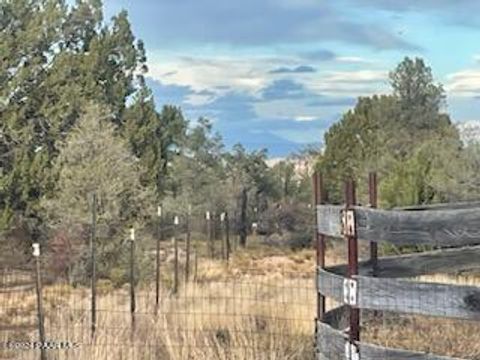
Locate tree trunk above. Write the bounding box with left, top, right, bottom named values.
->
left=239, top=187, right=248, bottom=247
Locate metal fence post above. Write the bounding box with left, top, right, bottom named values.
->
left=313, top=172, right=326, bottom=322
left=194, top=216, right=199, bottom=282
left=345, top=179, right=360, bottom=343
left=225, top=212, right=231, bottom=262
left=33, top=243, right=47, bottom=360
left=90, top=193, right=97, bottom=339
left=212, top=211, right=217, bottom=257
left=155, top=205, right=162, bottom=313
left=206, top=211, right=213, bottom=258
left=173, top=216, right=179, bottom=295
left=220, top=212, right=225, bottom=260
left=129, top=228, right=136, bottom=335
left=185, top=206, right=191, bottom=283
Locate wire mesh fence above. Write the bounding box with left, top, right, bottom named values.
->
left=0, top=213, right=317, bottom=360
left=4, top=190, right=480, bottom=359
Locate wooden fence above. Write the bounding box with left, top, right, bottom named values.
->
left=313, top=172, right=480, bottom=360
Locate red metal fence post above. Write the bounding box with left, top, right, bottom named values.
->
left=313, top=172, right=326, bottom=321
left=345, top=178, right=360, bottom=343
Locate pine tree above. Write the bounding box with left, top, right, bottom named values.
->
left=41, top=103, right=153, bottom=279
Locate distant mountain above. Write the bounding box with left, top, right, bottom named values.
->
left=457, top=121, right=480, bottom=145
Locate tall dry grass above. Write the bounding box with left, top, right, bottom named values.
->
left=1, top=245, right=316, bottom=359
left=2, top=242, right=480, bottom=359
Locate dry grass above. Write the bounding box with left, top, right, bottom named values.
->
left=2, top=240, right=480, bottom=359
left=362, top=273, right=480, bottom=359
left=0, top=243, right=316, bottom=360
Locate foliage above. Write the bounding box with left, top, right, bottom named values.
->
left=261, top=203, right=312, bottom=249
left=41, top=103, right=154, bottom=280
left=123, top=88, right=187, bottom=197
left=163, top=117, right=226, bottom=216
left=319, top=57, right=463, bottom=206
left=0, top=0, right=146, bottom=233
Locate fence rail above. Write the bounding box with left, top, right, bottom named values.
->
left=317, top=204, right=480, bottom=247
left=314, top=172, right=480, bottom=360
left=326, top=244, right=480, bottom=278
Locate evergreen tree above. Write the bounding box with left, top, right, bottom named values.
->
left=319, top=57, right=461, bottom=205
left=0, top=0, right=146, bottom=233
left=41, top=103, right=153, bottom=279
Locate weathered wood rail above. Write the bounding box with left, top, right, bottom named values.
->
left=317, top=205, right=480, bottom=247
left=313, top=172, right=480, bottom=360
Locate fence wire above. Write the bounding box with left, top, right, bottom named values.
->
left=0, top=215, right=317, bottom=360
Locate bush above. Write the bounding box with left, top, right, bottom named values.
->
left=260, top=203, right=312, bottom=249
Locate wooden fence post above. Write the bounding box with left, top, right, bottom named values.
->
left=155, top=205, right=162, bottom=314
left=90, top=193, right=97, bottom=339
left=33, top=243, right=47, bottom=360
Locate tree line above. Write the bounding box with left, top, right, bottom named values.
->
left=318, top=57, right=480, bottom=208
left=4, top=1, right=479, bottom=280
left=0, top=0, right=309, bottom=277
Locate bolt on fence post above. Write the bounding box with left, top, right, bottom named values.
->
left=368, top=172, right=378, bottom=275
left=90, top=193, right=97, bottom=339
left=345, top=179, right=360, bottom=343
left=173, top=216, right=179, bottom=295
left=33, top=243, right=47, bottom=360
left=156, top=205, right=162, bottom=314
left=185, top=206, right=191, bottom=283
left=313, top=172, right=326, bottom=322
left=129, top=227, right=136, bottom=336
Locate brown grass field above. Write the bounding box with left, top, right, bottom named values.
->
left=1, top=238, right=480, bottom=359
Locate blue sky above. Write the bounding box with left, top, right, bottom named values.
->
left=104, top=0, right=480, bottom=157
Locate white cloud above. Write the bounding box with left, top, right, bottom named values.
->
left=185, top=93, right=216, bottom=106
left=446, top=69, right=480, bottom=96
left=305, top=70, right=389, bottom=96
left=294, top=115, right=317, bottom=121
left=147, top=54, right=276, bottom=99
left=320, top=70, right=387, bottom=83
left=145, top=49, right=392, bottom=124
left=336, top=56, right=376, bottom=64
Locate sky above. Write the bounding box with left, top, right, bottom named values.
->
left=103, top=0, right=480, bottom=157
